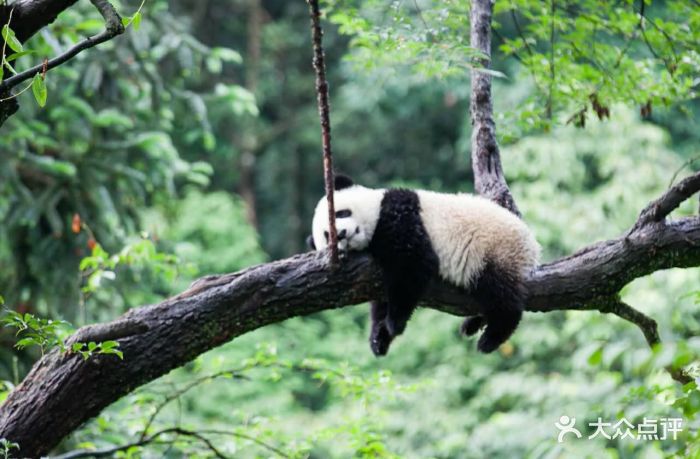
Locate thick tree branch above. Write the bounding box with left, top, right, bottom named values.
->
left=469, top=0, right=520, bottom=215
left=1, top=179, right=700, bottom=455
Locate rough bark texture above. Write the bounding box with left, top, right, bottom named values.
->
left=469, top=0, right=520, bottom=216
left=1, top=0, right=699, bottom=456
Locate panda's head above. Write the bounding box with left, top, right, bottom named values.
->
left=309, top=175, right=384, bottom=252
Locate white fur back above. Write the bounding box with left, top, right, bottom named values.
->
left=417, top=190, right=540, bottom=288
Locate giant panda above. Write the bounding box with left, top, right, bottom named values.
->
left=309, top=175, right=540, bottom=356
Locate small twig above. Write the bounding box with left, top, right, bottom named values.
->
left=546, top=0, right=555, bottom=120
left=510, top=7, right=534, bottom=58
left=412, top=0, right=429, bottom=30
left=0, top=0, right=125, bottom=92
left=1, top=6, right=15, bottom=63
left=503, top=6, right=548, bottom=97
left=633, top=171, right=700, bottom=229
left=598, top=298, right=692, bottom=384
left=53, top=427, right=231, bottom=459
left=205, top=429, right=291, bottom=458
left=139, top=369, right=248, bottom=441
left=0, top=77, right=31, bottom=102
left=668, top=156, right=700, bottom=189
left=637, top=0, right=679, bottom=73
left=306, top=0, right=339, bottom=264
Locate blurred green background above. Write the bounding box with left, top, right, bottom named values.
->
left=0, top=0, right=699, bottom=457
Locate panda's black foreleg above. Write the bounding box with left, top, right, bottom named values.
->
left=369, top=300, right=393, bottom=356
left=383, top=270, right=428, bottom=337
left=368, top=188, right=439, bottom=347
left=472, top=264, right=525, bottom=353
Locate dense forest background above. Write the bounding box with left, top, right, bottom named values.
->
left=0, top=0, right=699, bottom=457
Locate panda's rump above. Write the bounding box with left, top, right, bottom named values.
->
left=416, top=190, right=539, bottom=288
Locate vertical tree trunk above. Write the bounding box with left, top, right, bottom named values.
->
left=469, top=0, right=520, bottom=215
left=237, top=0, right=262, bottom=228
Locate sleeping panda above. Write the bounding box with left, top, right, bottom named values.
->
left=308, top=175, right=540, bottom=356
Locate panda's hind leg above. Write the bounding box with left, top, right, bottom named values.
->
left=369, top=300, right=394, bottom=356
left=471, top=263, right=525, bottom=353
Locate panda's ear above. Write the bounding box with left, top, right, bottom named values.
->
left=334, top=174, right=354, bottom=191
left=306, top=235, right=316, bottom=250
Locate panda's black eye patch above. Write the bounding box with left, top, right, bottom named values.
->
left=335, top=209, right=352, bottom=218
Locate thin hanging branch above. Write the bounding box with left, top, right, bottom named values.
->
left=307, top=0, right=339, bottom=264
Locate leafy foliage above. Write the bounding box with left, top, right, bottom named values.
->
left=1, top=311, right=71, bottom=355
left=0, top=309, right=123, bottom=360
left=328, top=0, right=700, bottom=134
left=0, top=438, right=19, bottom=459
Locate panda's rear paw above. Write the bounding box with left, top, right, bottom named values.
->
left=477, top=334, right=503, bottom=353
left=370, top=323, right=393, bottom=356
left=460, top=316, right=485, bottom=336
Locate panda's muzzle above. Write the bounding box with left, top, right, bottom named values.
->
left=325, top=229, right=347, bottom=242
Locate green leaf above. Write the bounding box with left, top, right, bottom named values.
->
left=31, top=74, right=47, bottom=108
left=2, top=25, right=23, bottom=53
left=100, top=340, right=119, bottom=351
left=587, top=347, right=603, bottom=366
left=15, top=337, right=37, bottom=349
left=121, top=16, right=131, bottom=27
left=75, top=18, right=105, bottom=33
left=87, top=342, right=98, bottom=352
left=211, top=47, right=242, bottom=64
left=72, top=342, right=85, bottom=352
left=132, top=11, right=142, bottom=30
left=6, top=50, right=34, bottom=62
